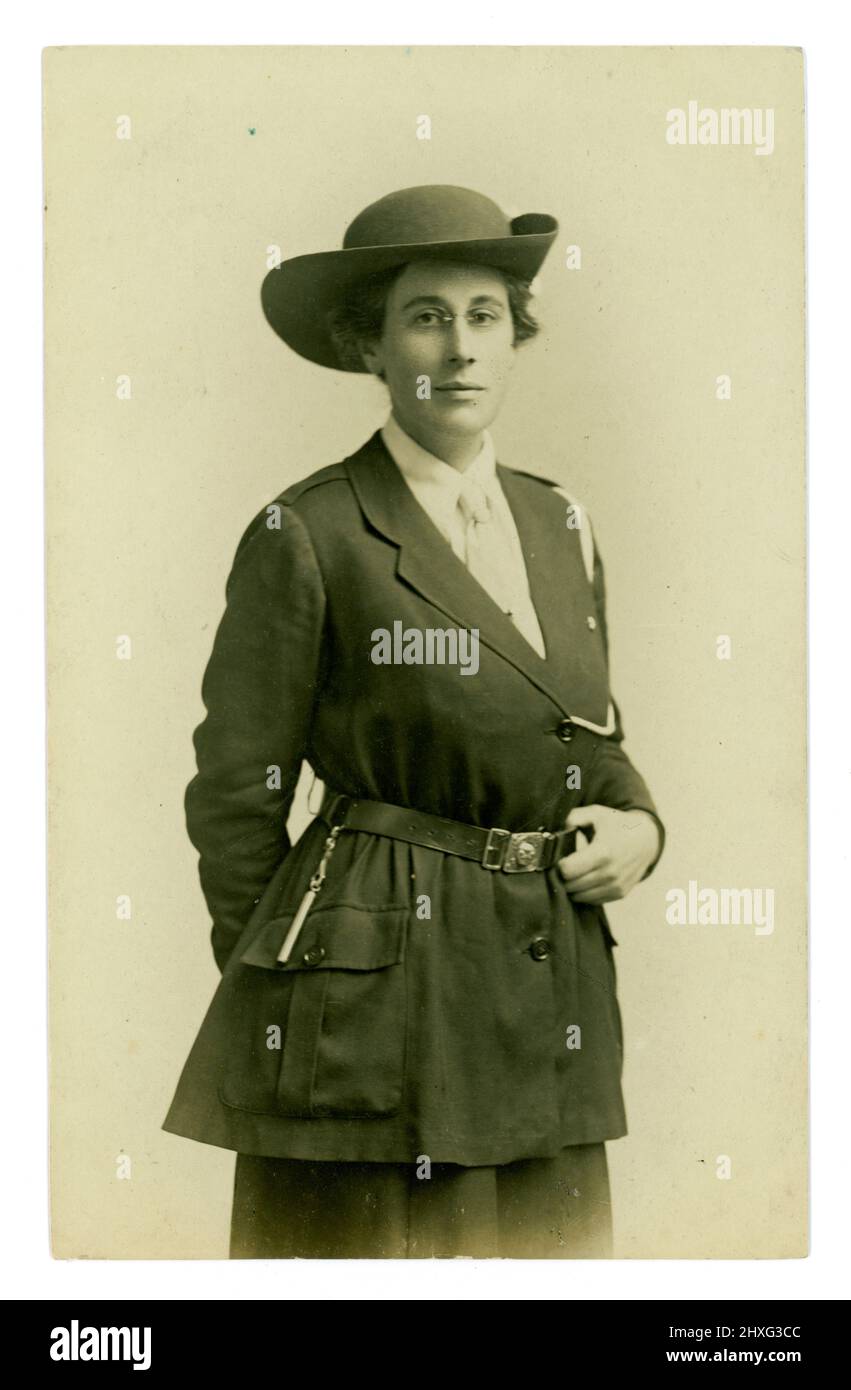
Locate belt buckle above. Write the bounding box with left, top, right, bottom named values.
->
left=482, top=827, right=511, bottom=870
left=503, top=831, right=550, bottom=872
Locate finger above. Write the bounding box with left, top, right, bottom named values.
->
left=565, top=869, right=615, bottom=894
left=557, top=844, right=608, bottom=880
left=565, top=805, right=603, bottom=831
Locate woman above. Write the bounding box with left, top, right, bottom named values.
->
left=162, top=184, right=665, bottom=1259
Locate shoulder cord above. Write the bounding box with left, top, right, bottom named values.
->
left=550, top=485, right=595, bottom=585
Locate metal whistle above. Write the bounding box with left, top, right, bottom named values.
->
left=276, top=825, right=343, bottom=964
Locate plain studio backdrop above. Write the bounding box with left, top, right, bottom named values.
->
left=45, top=45, right=805, bottom=1259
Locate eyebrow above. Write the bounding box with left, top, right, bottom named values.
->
left=399, top=293, right=507, bottom=311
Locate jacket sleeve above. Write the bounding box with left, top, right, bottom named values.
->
left=587, top=536, right=666, bottom=880
left=185, top=502, right=326, bottom=972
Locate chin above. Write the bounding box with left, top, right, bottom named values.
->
left=433, top=400, right=495, bottom=426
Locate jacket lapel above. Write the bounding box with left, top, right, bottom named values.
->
left=344, top=431, right=581, bottom=718
left=496, top=462, right=596, bottom=710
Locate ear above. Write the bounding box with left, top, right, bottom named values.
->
left=355, top=341, right=381, bottom=376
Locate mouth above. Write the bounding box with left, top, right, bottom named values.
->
left=435, top=383, right=485, bottom=393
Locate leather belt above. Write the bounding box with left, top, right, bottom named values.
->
left=318, top=788, right=578, bottom=873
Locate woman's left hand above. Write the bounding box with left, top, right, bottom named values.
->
left=557, top=806, right=661, bottom=904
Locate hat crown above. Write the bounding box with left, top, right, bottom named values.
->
left=343, top=185, right=512, bottom=251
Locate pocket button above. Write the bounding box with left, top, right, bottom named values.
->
left=529, top=937, right=553, bottom=961
left=302, top=944, right=326, bottom=967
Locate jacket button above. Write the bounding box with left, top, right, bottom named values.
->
left=556, top=718, right=574, bottom=743
left=529, top=937, right=553, bottom=961
left=586, top=615, right=597, bottom=630
left=303, top=944, right=326, bottom=967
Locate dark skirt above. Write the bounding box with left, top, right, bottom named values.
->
left=229, top=1142, right=612, bottom=1259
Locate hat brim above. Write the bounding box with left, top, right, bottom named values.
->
left=261, top=215, right=558, bottom=372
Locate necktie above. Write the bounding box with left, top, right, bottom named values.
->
left=457, top=476, right=515, bottom=617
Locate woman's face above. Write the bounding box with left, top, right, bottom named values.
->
left=359, top=260, right=517, bottom=448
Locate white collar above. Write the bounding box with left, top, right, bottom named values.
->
left=381, top=414, right=497, bottom=511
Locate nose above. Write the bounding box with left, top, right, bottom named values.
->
left=445, top=316, right=476, bottom=364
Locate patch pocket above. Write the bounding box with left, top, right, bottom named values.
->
left=220, top=904, right=409, bottom=1120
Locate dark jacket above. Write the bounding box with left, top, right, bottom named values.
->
left=161, top=428, right=665, bottom=1165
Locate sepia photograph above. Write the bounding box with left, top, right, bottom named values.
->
left=45, top=43, right=807, bottom=1262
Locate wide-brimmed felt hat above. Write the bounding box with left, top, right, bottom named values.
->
left=261, top=184, right=559, bottom=372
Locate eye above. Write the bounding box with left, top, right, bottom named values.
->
left=468, top=309, right=501, bottom=325
left=412, top=309, right=446, bottom=326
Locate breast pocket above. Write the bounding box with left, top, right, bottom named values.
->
left=219, top=903, right=409, bottom=1120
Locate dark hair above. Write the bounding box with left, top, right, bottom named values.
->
left=328, top=261, right=541, bottom=373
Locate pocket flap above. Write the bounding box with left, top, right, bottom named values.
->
left=239, top=903, right=408, bottom=972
